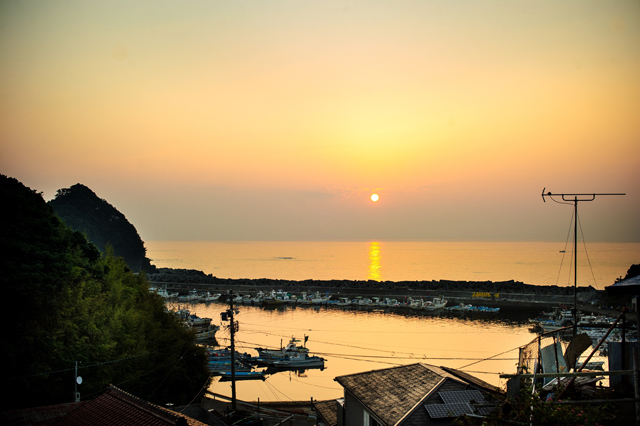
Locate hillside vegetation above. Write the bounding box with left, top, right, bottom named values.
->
left=49, top=183, right=155, bottom=272
left=0, top=175, right=209, bottom=411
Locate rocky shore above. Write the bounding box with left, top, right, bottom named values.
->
left=148, top=268, right=600, bottom=312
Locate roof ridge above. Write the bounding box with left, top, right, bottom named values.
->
left=106, top=385, right=185, bottom=423
left=394, top=377, right=446, bottom=426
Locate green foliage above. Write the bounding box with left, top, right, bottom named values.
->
left=455, top=387, right=613, bottom=426
left=0, top=175, right=209, bottom=411
left=48, top=183, right=154, bottom=272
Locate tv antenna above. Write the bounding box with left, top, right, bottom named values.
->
left=541, top=189, right=625, bottom=333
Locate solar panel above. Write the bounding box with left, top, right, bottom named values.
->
left=439, top=390, right=494, bottom=415
left=439, top=390, right=485, bottom=404
left=425, top=403, right=474, bottom=419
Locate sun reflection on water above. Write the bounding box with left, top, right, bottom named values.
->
left=368, top=241, right=381, bottom=281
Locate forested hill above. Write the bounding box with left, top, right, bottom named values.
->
left=49, top=183, right=155, bottom=273
left=0, top=174, right=208, bottom=410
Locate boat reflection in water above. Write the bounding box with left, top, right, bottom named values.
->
left=201, top=301, right=533, bottom=403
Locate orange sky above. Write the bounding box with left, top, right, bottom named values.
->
left=1, top=0, right=639, bottom=242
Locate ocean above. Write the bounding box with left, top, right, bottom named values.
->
left=145, top=241, right=637, bottom=403
left=146, top=241, right=639, bottom=289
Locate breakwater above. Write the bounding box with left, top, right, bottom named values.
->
left=148, top=268, right=600, bottom=311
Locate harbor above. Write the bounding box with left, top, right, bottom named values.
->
left=149, top=273, right=601, bottom=313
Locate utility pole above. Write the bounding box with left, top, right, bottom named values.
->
left=542, top=189, right=624, bottom=334
left=221, top=291, right=238, bottom=410
left=74, top=361, right=82, bottom=402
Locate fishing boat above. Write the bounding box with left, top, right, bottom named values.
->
left=199, top=291, right=221, bottom=302
left=298, top=292, right=311, bottom=305
left=310, top=291, right=326, bottom=305
left=251, top=290, right=265, bottom=304
left=262, top=290, right=285, bottom=306
left=409, top=299, right=423, bottom=310
left=271, top=352, right=325, bottom=369
left=176, top=309, right=220, bottom=340
left=255, top=336, right=310, bottom=361
left=151, top=285, right=179, bottom=299
left=358, top=297, right=373, bottom=307
left=423, top=297, right=447, bottom=311
left=336, top=297, right=352, bottom=307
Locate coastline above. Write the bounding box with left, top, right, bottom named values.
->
left=147, top=267, right=602, bottom=312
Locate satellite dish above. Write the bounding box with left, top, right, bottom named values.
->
left=76, top=376, right=83, bottom=385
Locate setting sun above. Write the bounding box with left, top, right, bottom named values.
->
left=371, top=194, right=379, bottom=202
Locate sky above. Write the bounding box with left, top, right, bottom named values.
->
left=1, top=0, right=639, bottom=242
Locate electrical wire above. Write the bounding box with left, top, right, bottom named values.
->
left=458, top=346, right=521, bottom=369
left=555, top=209, right=574, bottom=286
left=578, top=211, right=599, bottom=290
left=179, top=373, right=216, bottom=414
left=3, top=342, right=185, bottom=381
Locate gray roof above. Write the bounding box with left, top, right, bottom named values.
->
left=313, top=400, right=338, bottom=426
left=335, top=363, right=496, bottom=426
left=334, top=363, right=502, bottom=426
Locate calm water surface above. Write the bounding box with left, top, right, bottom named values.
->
left=148, top=241, right=632, bottom=402
left=183, top=301, right=534, bottom=403
left=147, top=241, right=639, bottom=288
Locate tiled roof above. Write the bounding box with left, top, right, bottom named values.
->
left=0, top=401, right=88, bottom=426
left=335, top=363, right=498, bottom=426
left=51, top=385, right=208, bottom=426
left=313, top=400, right=338, bottom=426
left=335, top=363, right=460, bottom=426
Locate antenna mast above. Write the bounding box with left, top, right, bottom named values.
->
left=541, top=189, right=624, bottom=334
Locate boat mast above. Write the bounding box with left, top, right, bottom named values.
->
left=542, top=189, right=624, bottom=334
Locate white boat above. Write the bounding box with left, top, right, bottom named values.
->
left=311, top=291, right=326, bottom=305
left=298, top=292, right=311, bottom=305
left=176, top=309, right=220, bottom=341
left=255, top=336, right=310, bottom=360
left=271, top=352, right=325, bottom=369
left=358, top=297, right=373, bottom=307
left=285, top=293, right=298, bottom=304
left=262, top=290, right=285, bottom=305
left=199, top=291, right=221, bottom=302
left=251, top=290, right=265, bottom=304
left=149, top=285, right=179, bottom=299
left=336, top=297, right=352, bottom=307
left=423, top=297, right=447, bottom=311
left=385, top=298, right=401, bottom=308
left=409, top=299, right=423, bottom=310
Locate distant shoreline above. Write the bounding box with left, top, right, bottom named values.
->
left=147, top=267, right=599, bottom=311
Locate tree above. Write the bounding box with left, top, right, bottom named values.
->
left=0, top=175, right=208, bottom=410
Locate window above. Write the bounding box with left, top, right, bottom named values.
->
left=363, top=410, right=381, bottom=426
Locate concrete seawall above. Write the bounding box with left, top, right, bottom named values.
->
left=148, top=268, right=599, bottom=312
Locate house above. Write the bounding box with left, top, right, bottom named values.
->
left=315, top=363, right=502, bottom=426
left=1, top=385, right=218, bottom=426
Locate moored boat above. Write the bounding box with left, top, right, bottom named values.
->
left=271, top=352, right=325, bottom=369
left=423, top=297, right=447, bottom=311
left=255, top=336, right=310, bottom=361
left=199, top=291, right=221, bottom=302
